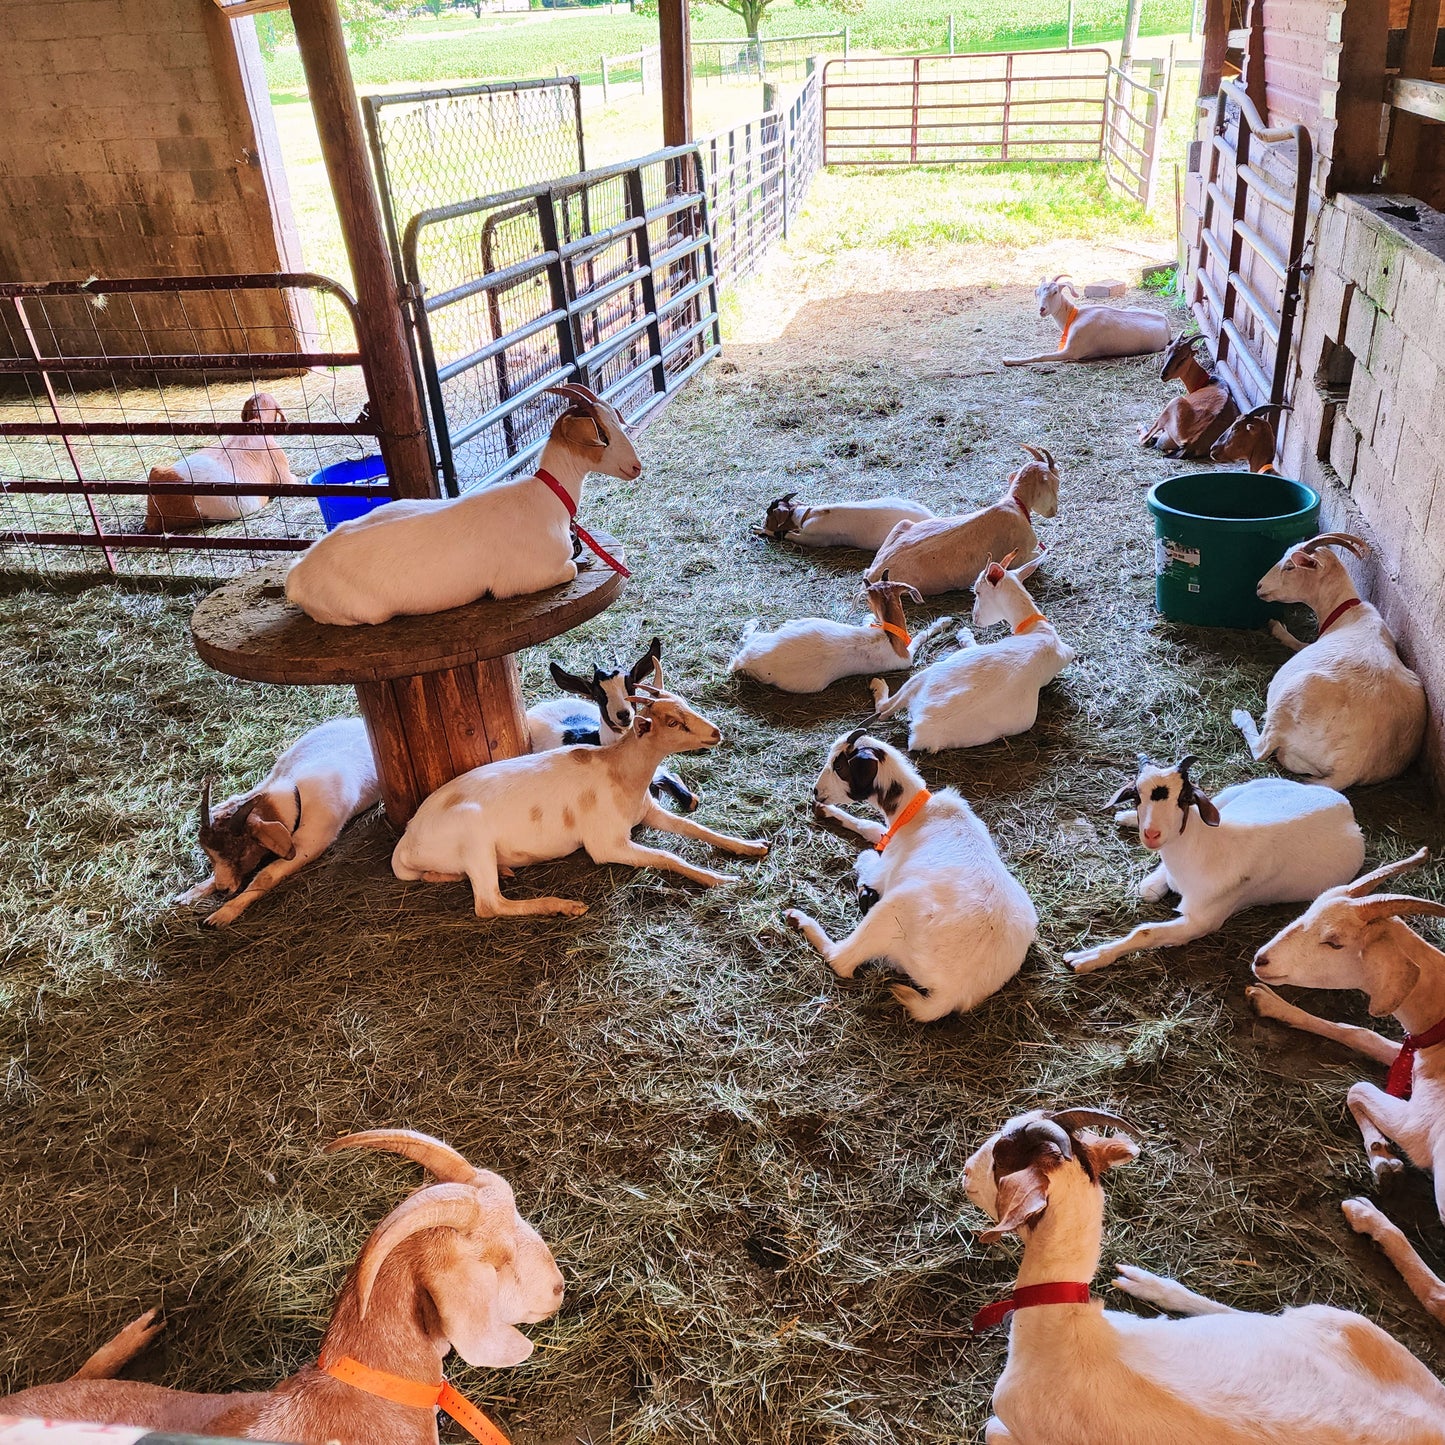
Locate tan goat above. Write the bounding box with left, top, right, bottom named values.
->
left=1137, top=335, right=1239, bottom=457
left=1003, top=275, right=1171, bottom=366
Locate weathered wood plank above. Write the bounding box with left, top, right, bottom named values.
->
left=357, top=679, right=420, bottom=824
left=432, top=664, right=495, bottom=775
left=475, top=655, right=530, bottom=762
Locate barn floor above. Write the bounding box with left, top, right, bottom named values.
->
left=2, top=221, right=1444, bottom=1443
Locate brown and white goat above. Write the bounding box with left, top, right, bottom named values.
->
left=754, top=492, right=934, bottom=552
left=1209, top=403, right=1288, bottom=472
left=1137, top=335, right=1239, bottom=457
left=0, top=1129, right=564, bottom=1444
left=1002, top=275, right=1171, bottom=366
left=145, top=394, right=294, bottom=533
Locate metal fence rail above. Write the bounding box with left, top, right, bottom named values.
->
left=600, top=43, right=661, bottom=102
left=403, top=146, right=720, bottom=497
left=822, top=49, right=1112, bottom=166
left=693, top=30, right=845, bottom=84
left=0, top=275, right=386, bottom=579
left=1104, top=65, right=1164, bottom=207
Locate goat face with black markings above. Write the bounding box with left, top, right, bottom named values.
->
left=816, top=728, right=894, bottom=809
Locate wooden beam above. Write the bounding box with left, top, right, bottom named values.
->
left=1384, top=0, right=1444, bottom=189
left=658, top=0, right=694, bottom=147
left=1331, top=0, right=1390, bottom=193
left=289, top=0, right=437, bottom=500
left=1243, top=0, right=1268, bottom=120
left=1200, top=0, right=1230, bottom=96
left=1389, top=74, right=1445, bottom=122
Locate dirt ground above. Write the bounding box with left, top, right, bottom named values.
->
left=2, top=228, right=1443, bottom=1444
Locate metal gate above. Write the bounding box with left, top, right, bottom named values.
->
left=1104, top=66, right=1164, bottom=208
left=1190, top=78, right=1312, bottom=416
left=403, top=146, right=721, bottom=497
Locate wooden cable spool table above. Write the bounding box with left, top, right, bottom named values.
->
left=191, top=549, right=626, bottom=825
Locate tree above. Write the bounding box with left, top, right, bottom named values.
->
left=697, top=0, right=860, bottom=42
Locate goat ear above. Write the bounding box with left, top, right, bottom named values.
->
left=627, top=640, right=661, bottom=691
left=1191, top=790, right=1221, bottom=827
left=1073, top=1128, right=1139, bottom=1177
left=420, top=1245, right=533, bottom=1369
left=846, top=748, right=880, bottom=802
left=985, top=562, right=1006, bottom=585
left=550, top=661, right=591, bottom=697
left=1362, top=936, right=1421, bottom=1017
left=1107, top=783, right=1141, bottom=809
left=635, top=715, right=653, bottom=736
left=247, top=794, right=296, bottom=859
left=978, top=1163, right=1053, bottom=1244
left=558, top=413, right=607, bottom=456
left=1290, top=549, right=1318, bottom=570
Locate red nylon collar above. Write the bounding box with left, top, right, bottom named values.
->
left=535, top=468, right=631, bottom=579
left=1318, top=597, right=1362, bottom=635
left=320, top=1354, right=510, bottom=1445
left=972, top=1281, right=1093, bottom=1333
left=1012, top=494, right=1030, bottom=520
left=1384, top=1015, right=1445, bottom=1099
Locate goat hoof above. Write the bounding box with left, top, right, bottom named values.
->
left=684, top=795, right=700, bottom=814
left=1064, top=948, right=1105, bottom=974
left=783, top=908, right=809, bottom=932
left=1369, top=1151, right=1406, bottom=1187
left=1342, top=1197, right=1387, bottom=1236
left=857, top=885, right=880, bottom=916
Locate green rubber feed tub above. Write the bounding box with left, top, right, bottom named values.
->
left=1147, top=472, right=1320, bottom=629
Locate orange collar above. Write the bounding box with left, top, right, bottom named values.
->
left=876, top=789, right=930, bottom=853
left=320, top=1354, right=509, bottom=1445
left=871, top=619, right=912, bottom=647
left=1056, top=304, right=1079, bottom=351
left=1258, top=463, right=1278, bottom=474
left=1013, top=612, right=1048, bottom=635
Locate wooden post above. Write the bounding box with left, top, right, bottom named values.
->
left=1384, top=0, right=1441, bottom=192
left=1199, top=0, right=1229, bottom=97
left=1119, top=0, right=1143, bottom=74
left=658, top=0, right=694, bottom=146
left=289, top=0, right=437, bottom=500
left=1331, top=0, right=1389, bottom=192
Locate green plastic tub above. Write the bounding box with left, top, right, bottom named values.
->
left=1147, top=471, right=1320, bottom=629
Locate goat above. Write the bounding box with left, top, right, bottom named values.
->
left=393, top=681, right=768, bottom=918
left=1249, top=848, right=1445, bottom=1326
left=865, top=445, right=1059, bottom=596
left=144, top=394, right=294, bottom=533
left=1137, top=335, right=1239, bottom=457
left=1063, top=755, right=1364, bottom=974
left=753, top=492, right=934, bottom=552
left=1209, top=403, right=1288, bottom=472
left=178, top=717, right=380, bottom=928
left=526, top=638, right=698, bottom=812
left=286, top=383, right=640, bottom=626
left=1002, top=275, right=1171, bottom=366
left=870, top=554, right=1074, bottom=751
left=784, top=729, right=1036, bottom=1021
left=0, top=1129, right=565, bottom=1445
left=965, top=1107, right=1445, bottom=1444
left=728, top=573, right=953, bottom=693
left=1233, top=533, right=1426, bottom=791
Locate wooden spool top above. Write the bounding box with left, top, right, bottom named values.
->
left=192, top=550, right=626, bottom=685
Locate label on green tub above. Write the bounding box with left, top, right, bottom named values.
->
left=1155, top=537, right=1202, bottom=593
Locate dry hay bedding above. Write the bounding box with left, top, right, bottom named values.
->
left=1, top=283, right=1443, bottom=1443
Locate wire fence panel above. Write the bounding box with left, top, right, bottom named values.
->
left=692, top=31, right=845, bottom=85
left=822, top=49, right=1111, bottom=166
left=403, top=146, right=720, bottom=497
left=600, top=44, right=661, bottom=102
left=1104, top=66, right=1164, bottom=207
left=0, top=275, right=386, bottom=581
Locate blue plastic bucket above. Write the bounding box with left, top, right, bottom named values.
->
left=309, top=455, right=391, bottom=531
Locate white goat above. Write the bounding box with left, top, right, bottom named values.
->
left=728, top=573, right=952, bottom=694
left=1064, top=755, right=1364, bottom=974
left=286, top=383, right=639, bottom=626
left=526, top=639, right=698, bottom=812
left=870, top=555, right=1074, bottom=751
left=1002, top=275, right=1171, bottom=366
left=0, top=1130, right=565, bottom=1445
left=1249, top=847, right=1445, bottom=1326
left=865, top=446, right=1058, bottom=596
left=1233, top=533, right=1426, bottom=790
left=178, top=717, right=380, bottom=928
left=144, top=393, right=294, bottom=533
left=784, top=730, right=1036, bottom=1021
left=754, top=492, right=934, bottom=551
left=964, top=1107, right=1445, bottom=1444
left=393, top=685, right=767, bottom=918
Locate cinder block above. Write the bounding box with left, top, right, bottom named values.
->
left=1343, top=212, right=1377, bottom=288
left=1400, top=430, right=1436, bottom=529
left=1345, top=362, right=1381, bottom=439
left=1363, top=227, right=1405, bottom=313
left=1084, top=279, right=1127, bottom=298
left=1368, top=315, right=1405, bottom=388
left=1316, top=202, right=1348, bottom=265
left=1395, top=257, right=1444, bottom=344
left=1343, top=290, right=1377, bottom=361
left=1373, top=390, right=1405, bottom=476
left=157, top=135, right=217, bottom=171
left=1305, top=267, right=1349, bottom=345
left=1398, top=353, right=1441, bottom=424
left=1330, top=410, right=1360, bottom=482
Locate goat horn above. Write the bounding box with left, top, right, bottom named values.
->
left=544, top=383, right=600, bottom=411
left=199, top=777, right=213, bottom=833
left=1344, top=848, right=1431, bottom=897
left=1048, top=1108, right=1133, bottom=1134
left=1301, top=532, right=1369, bottom=558
left=327, top=1129, right=479, bottom=1185
left=1243, top=403, right=1290, bottom=419
left=1353, top=893, right=1445, bottom=924
left=352, top=1183, right=484, bottom=1317
left=1175, top=753, right=1198, bottom=780
left=1000, top=548, right=1020, bottom=569
left=1050, top=273, right=1070, bottom=284
left=1020, top=444, right=1045, bottom=462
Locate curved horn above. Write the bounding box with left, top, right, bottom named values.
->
left=544, top=383, right=601, bottom=411
left=199, top=777, right=213, bottom=834
left=1050, top=273, right=1070, bottom=284
left=1344, top=848, right=1431, bottom=897
left=352, top=1183, right=485, bottom=1317
left=1048, top=1108, right=1133, bottom=1134
left=1040, top=446, right=1055, bottom=470
left=1020, top=444, right=1046, bottom=462
left=1243, top=403, right=1290, bottom=420
left=1174, top=753, right=1198, bottom=780
left=1353, top=893, right=1445, bottom=924
left=327, top=1129, right=479, bottom=1185
left=1000, top=548, right=1020, bottom=570
left=1300, top=532, right=1369, bottom=558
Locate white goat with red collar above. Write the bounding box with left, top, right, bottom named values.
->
left=784, top=730, right=1035, bottom=1020
left=1065, top=755, right=1364, bottom=974
left=964, top=1107, right=1445, bottom=1444
left=1249, top=848, right=1445, bottom=1327
left=869, top=555, right=1073, bottom=751
left=1233, top=533, right=1426, bottom=790
left=1001, top=275, right=1171, bottom=366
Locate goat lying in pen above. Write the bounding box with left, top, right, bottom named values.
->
left=287, top=383, right=639, bottom=625
left=865, top=445, right=1059, bottom=595
left=1250, top=848, right=1445, bottom=1327
left=145, top=393, right=294, bottom=533
left=180, top=717, right=380, bottom=927
left=1233, top=533, right=1426, bottom=790
left=526, top=638, right=697, bottom=812
left=753, top=492, right=934, bottom=551
left=0, top=1129, right=565, bottom=1445
left=1002, top=275, right=1171, bottom=366
left=1209, top=403, right=1288, bottom=472
left=785, top=729, right=1035, bottom=1020
left=728, top=572, right=952, bottom=693
left=393, top=677, right=767, bottom=917
left=1064, top=755, right=1364, bottom=974
left=965, top=1107, right=1445, bottom=1443
left=1137, top=335, right=1239, bottom=457
left=870, top=555, right=1074, bottom=751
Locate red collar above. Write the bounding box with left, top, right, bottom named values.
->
left=1318, top=597, right=1362, bottom=635
left=876, top=788, right=930, bottom=853
left=1012, top=494, right=1030, bottom=520
left=319, top=1354, right=509, bottom=1445
left=1384, top=1014, right=1445, bottom=1099
left=972, top=1281, right=1093, bottom=1332
left=534, top=468, right=631, bottom=579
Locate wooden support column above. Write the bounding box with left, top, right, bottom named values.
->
left=1120, top=0, right=1143, bottom=75
left=1384, top=0, right=1443, bottom=193
left=289, top=0, right=437, bottom=500
left=1199, top=0, right=1229, bottom=97
left=658, top=0, right=694, bottom=147
left=1332, top=0, right=1389, bottom=192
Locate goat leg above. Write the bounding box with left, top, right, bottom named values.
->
left=1347, top=1081, right=1412, bottom=1184
left=1245, top=984, right=1402, bottom=1068
left=205, top=849, right=325, bottom=928
left=1112, top=1265, right=1239, bottom=1316
left=641, top=800, right=768, bottom=857
left=1342, top=1198, right=1445, bottom=1325
left=649, top=770, right=700, bottom=813
left=812, top=801, right=884, bottom=845
left=70, top=1309, right=163, bottom=1381
left=592, top=837, right=739, bottom=887
left=1064, top=911, right=1224, bottom=974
